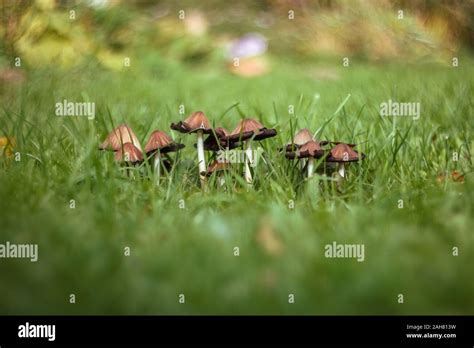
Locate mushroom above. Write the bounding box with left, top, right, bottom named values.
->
left=201, top=127, right=241, bottom=152
left=171, top=111, right=212, bottom=184
left=286, top=140, right=325, bottom=178
left=284, top=128, right=313, bottom=153
left=194, top=127, right=241, bottom=174
left=226, top=118, right=277, bottom=184
left=284, top=129, right=329, bottom=177
left=144, top=130, right=185, bottom=180
left=99, top=124, right=142, bottom=152
left=202, top=159, right=231, bottom=187
left=284, top=128, right=329, bottom=152
left=114, top=143, right=143, bottom=177
left=326, top=143, right=365, bottom=179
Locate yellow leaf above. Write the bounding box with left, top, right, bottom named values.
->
left=0, top=137, right=16, bottom=158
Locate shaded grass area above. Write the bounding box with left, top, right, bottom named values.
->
left=0, top=56, right=473, bottom=314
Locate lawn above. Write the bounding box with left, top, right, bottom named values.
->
left=0, top=55, right=473, bottom=315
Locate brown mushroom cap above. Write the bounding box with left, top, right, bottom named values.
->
left=293, top=128, right=313, bottom=145
left=201, top=127, right=241, bottom=151
left=284, top=139, right=329, bottom=152
left=234, top=118, right=264, bottom=133
left=99, top=124, right=142, bottom=151
left=299, top=140, right=325, bottom=158
left=226, top=118, right=277, bottom=142
left=326, top=143, right=365, bottom=163
left=170, top=111, right=213, bottom=134
left=285, top=129, right=307, bottom=151
left=201, top=159, right=231, bottom=176
left=284, top=128, right=330, bottom=154
left=214, top=127, right=230, bottom=138
left=114, top=143, right=143, bottom=163
left=283, top=129, right=330, bottom=153
left=285, top=140, right=325, bottom=159
left=144, top=130, right=185, bottom=155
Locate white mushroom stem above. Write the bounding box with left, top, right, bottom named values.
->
left=244, top=140, right=253, bottom=184
left=154, top=152, right=161, bottom=184
left=307, top=157, right=314, bottom=178
left=300, top=158, right=306, bottom=171
left=218, top=173, right=226, bottom=187
left=337, top=163, right=346, bottom=178
left=196, top=130, right=206, bottom=183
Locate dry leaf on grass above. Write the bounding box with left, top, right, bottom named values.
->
left=256, top=216, right=284, bottom=256
left=0, top=137, right=16, bottom=158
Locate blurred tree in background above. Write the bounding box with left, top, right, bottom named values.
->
left=0, top=0, right=473, bottom=71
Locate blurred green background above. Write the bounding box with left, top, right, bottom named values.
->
left=2, top=0, right=474, bottom=71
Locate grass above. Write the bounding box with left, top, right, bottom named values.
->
left=0, top=55, right=473, bottom=315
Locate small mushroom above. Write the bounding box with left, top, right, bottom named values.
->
left=284, top=129, right=329, bottom=177
left=284, top=128, right=312, bottom=153
left=286, top=140, right=325, bottom=178
left=99, top=124, right=142, bottom=152
left=326, top=143, right=365, bottom=179
left=114, top=143, right=143, bottom=177
left=226, top=118, right=277, bottom=184
left=226, top=118, right=277, bottom=143
left=144, top=130, right=185, bottom=180
left=284, top=128, right=329, bottom=153
left=202, top=159, right=231, bottom=187
left=171, top=111, right=212, bottom=184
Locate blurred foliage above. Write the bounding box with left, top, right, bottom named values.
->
left=0, top=0, right=473, bottom=70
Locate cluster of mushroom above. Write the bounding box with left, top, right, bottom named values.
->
left=98, top=111, right=277, bottom=185
left=98, top=113, right=364, bottom=185
left=171, top=111, right=277, bottom=184
left=99, top=124, right=184, bottom=178
left=284, top=128, right=365, bottom=179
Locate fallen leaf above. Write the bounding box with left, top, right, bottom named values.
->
left=256, top=216, right=284, bottom=256
left=0, top=137, right=15, bottom=158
